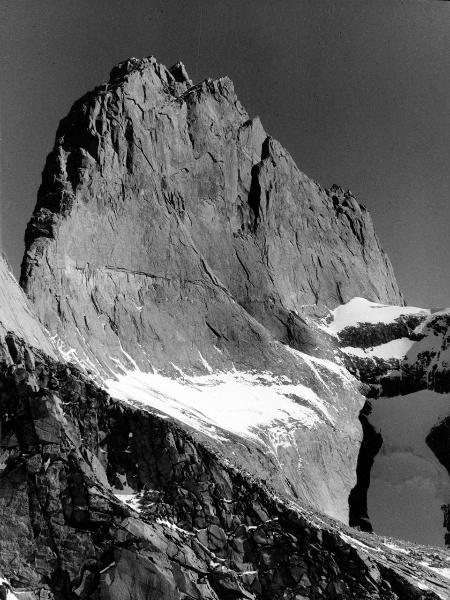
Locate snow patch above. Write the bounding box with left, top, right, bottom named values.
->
left=325, top=297, right=429, bottom=334
left=339, top=532, right=382, bottom=553
left=113, top=493, right=142, bottom=513
left=416, top=581, right=430, bottom=591
left=282, top=343, right=353, bottom=384
left=342, top=338, right=415, bottom=360
left=105, top=368, right=333, bottom=447
left=156, top=518, right=194, bottom=536
left=383, top=542, right=410, bottom=554
left=428, top=566, right=450, bottom=580
left=0, top=577, right=19, bottom=600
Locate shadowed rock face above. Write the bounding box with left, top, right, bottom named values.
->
left=20, top=56, right=402, bottom=378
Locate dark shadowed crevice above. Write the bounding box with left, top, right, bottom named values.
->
left=348, top=400, right=383, bottom=532
left=247, top=163, right=262, bottom=233
left=426, top=416, right=450, bottom=547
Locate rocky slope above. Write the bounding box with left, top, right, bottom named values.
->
left=0, top=289, right=449, bottom=599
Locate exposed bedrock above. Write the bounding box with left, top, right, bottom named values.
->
left=15, top=56, right=407, bottom=527
left=348, top=401, right=383, bottom=533
left=1, top=333, right=445, bottom=599
left=20, top=56, right=402, bottom=378
left=5, top=53, right=448, bottom=593
left=379, top=312, right=450, bottom=396
left=338, top=315, right=425, bottom=350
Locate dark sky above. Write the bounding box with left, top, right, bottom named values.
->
left=1, top=0, right=450, bottom=307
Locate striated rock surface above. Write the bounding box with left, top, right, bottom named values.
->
left=17, top=55, right=407, bottom=530
left=21, top=56, right=402, bottom=379
left=0, top=253, right=56, bottom=360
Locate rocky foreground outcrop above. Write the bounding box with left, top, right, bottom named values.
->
left=1, top=308, right=449, bottom=599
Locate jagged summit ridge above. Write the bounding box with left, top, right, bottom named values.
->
left=109, top=55, right=192, bottom=87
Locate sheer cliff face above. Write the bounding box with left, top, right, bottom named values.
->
left=21, top=56, right=402, bottom=378
left=17, top=56, right=405, bottom=526
left=17, top=56, right=406, bottom=530
left=0, top=253, right=56, bottom=360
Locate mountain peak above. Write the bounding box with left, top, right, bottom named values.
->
left=21, top=56, right=403, bottom=379
left=0, top=54, right=448, bottom=599
left=108, top=55, right=193, bottom=94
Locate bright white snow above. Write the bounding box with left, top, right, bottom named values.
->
left=325, top=297, right=429, bottom=335
left=282, top=343, right=353, bottom=383
left=339, top=532, right=382, bottom=553
left=383, top=541, right=410, bottom=554
left=341, top=337, right=415, bottom=360
left=0, top=577, right=19, bottom=600
left=113, top=493, right=142, bottom=512
left=428, top=566, right=450, bottom=580
left=106, top=369, right=333, bottom=447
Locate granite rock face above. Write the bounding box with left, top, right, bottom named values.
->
left=17, top=56, right=406, bottom=531
left=21, top=56, right=402, bottom=378
left=0, top=253, right=56, bottom=360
